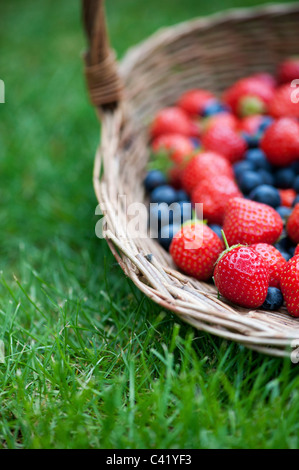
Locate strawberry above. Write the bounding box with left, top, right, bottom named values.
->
left=169, top=222, right=223, bottom=281
left=151, top=134, right=194, bottom=166
left=191, top=175, right=242, bottom=225
left=260, top=118, right=299, bottom=167
left=214, top=242, right=270, bottom=308
left=286, top=203, right=299, bottom=244
left=238, top=115, right=264, bottom=135
left=222, top=77, right=274, bottom=116
left=203, top=112, right=239, bottom=132
left=279, top=189, right=297, bottom=208
left=277, top=57, right=299, bottom=84
left=280, top=255, right=299, bottom=317
left=177, top=89, right=216, bottom=117
left=295, top=244, right=299, bottom=257
left=223, top=197, right=283, bottom=246
left=251, top=72, right=276, bottom=89
left=182, top=151, right=234, bottom=194
left=268, top=84, right=299, bottom=119
left=251, top=243, right=286, bottom=288
left=150, top=107, right=196, bottom=139
left=202, top=123, right=247, bottom=163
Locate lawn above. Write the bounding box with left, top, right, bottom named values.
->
left=0, top=0, right=299, bottom=449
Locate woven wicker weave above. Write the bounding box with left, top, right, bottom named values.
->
left=82, top=1, right=299, bottom=357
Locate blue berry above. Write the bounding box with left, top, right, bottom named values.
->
left=234, top=161, right=255, bottom=181
left=249, top=184, right=281, bottom=208
left=202, top=100, right=228, bottom=117
left=150, top=185, right=177, bottom=205
left=276, top=206, right=292, bottom=222
left=289, top=246, right=296, bottom=258
left=258, top=116, right=274, bottom=133
left=144, top=170, right=167, bottom=192
left=279, top=250, right=291, bottom=261
left=257, top=169, right=275, bottom=186
left=290, top=161, right=299, bottom=175
left=241, top=132, right=260, bottom=149
left=175, top=189, right=190, bottom=203
left=293, top=175, right=299, bottom=193
left=262, top=287, right=284, bottom=311
left=245, top=148, right=272, bottom=171
left=190, top=137, right=201, bottom=149
left=239, top=171, right=264, bottom=194
left=274, top=168, right=295, bottom=189
left=158, top=223, right=181, bottom=251
left=209, top=224, right=223, bottom=240
left=293, top=195, right=299, bottom=207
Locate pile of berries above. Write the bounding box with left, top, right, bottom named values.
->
left=144, top=58, right=299, bottom=316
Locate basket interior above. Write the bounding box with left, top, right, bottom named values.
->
left=96, top=4, right=299, bottom=355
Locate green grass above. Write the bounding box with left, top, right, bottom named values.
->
left=0, top=0, right=299, bottom=449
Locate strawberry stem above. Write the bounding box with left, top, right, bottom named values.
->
left=221, top=230, right=229, bottom=250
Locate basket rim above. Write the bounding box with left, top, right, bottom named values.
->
left=93, top=2, right=299, bottom=358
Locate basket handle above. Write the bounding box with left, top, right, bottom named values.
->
left=82, top=0, right=123, bottom=108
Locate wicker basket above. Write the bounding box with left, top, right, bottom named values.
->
left=82, top=0, right=299, bottom=357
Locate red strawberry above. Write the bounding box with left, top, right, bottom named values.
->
left=150, top=107, right=196, bottom=139
left=203, top=112, right=239, bottom=132
left=295, top=244, right=299, bottom=257
left=269, top=84, right=299, bottom=119
left=192, top=175, right=242, bottom=225
left=251, top=72, right=276, bottom=89
left=202, top=123, right=247, bottom=163
left=238, top=115, right=264, bottom=135
left=182, top=151, right=234, bottom=194
left=223, top=197, right=283, bottom=246
left=251, top=243, right=286, bottom=288
left=280, top=255, right=299, bottom=317
left=279, top=189, right=297, bottom=208
left=152, top=134, right=194, bottom=166
left=168, top=166, right=183, bottom=189
left=214, top=244, right=270, bottom=308
left=260, top=118, right=299, bottom=167
left=178, top=89, right=216, bottom=117
left=277, top=57, right=299, bottom=84
left=286, top=203, right=299, bottom=244
left=169, top=222, right=223, bottom=281
left=222, top=77, right=274, bottom=116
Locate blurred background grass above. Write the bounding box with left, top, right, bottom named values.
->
left=0, top=0, right=299, bottom=449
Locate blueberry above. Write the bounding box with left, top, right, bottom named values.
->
left=257, top=169, right=275, bottom=186
left=293, top=175, right=299, bottom=193
left=175, top=201, right=193, bottom=225
left=150, top=185, right=177, bottom=205
left=276, top=206, right=292, bottom=222
left=190, top=137, right=201, bottom=149
left=239, top=171, right=264, bottom=194
left=175, top=189, right=190, bottom=203
left=258, top=116, right=274, bottom=133
left=279, top=250, right=291, bottom=261
left=202, top=100, right=229, bottom=117
left=158, top=223, right=181, bottom=251
left=289, top=246, right=296, bottom=258
left=262, top=287, right=284, bottom=311
left=290, top=161, right=299, bottom=175
left=245, top=148, right=272, bottom=171
left=144, top=170, right=167, bottom=193
left=293, top=195, right=299, bottom=207
left=249, top=184, right=281, bottom=208
left=274, top=168, right=295, bottom=189
left=149, top=203, right=173, bottom=231
left=234, top=161, right=255, bottom=181
left=275, top=232, right=294, bottom=252
left=209, top=224, right=223, bottom=240
left=241, top=132, right=260, bottom=149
